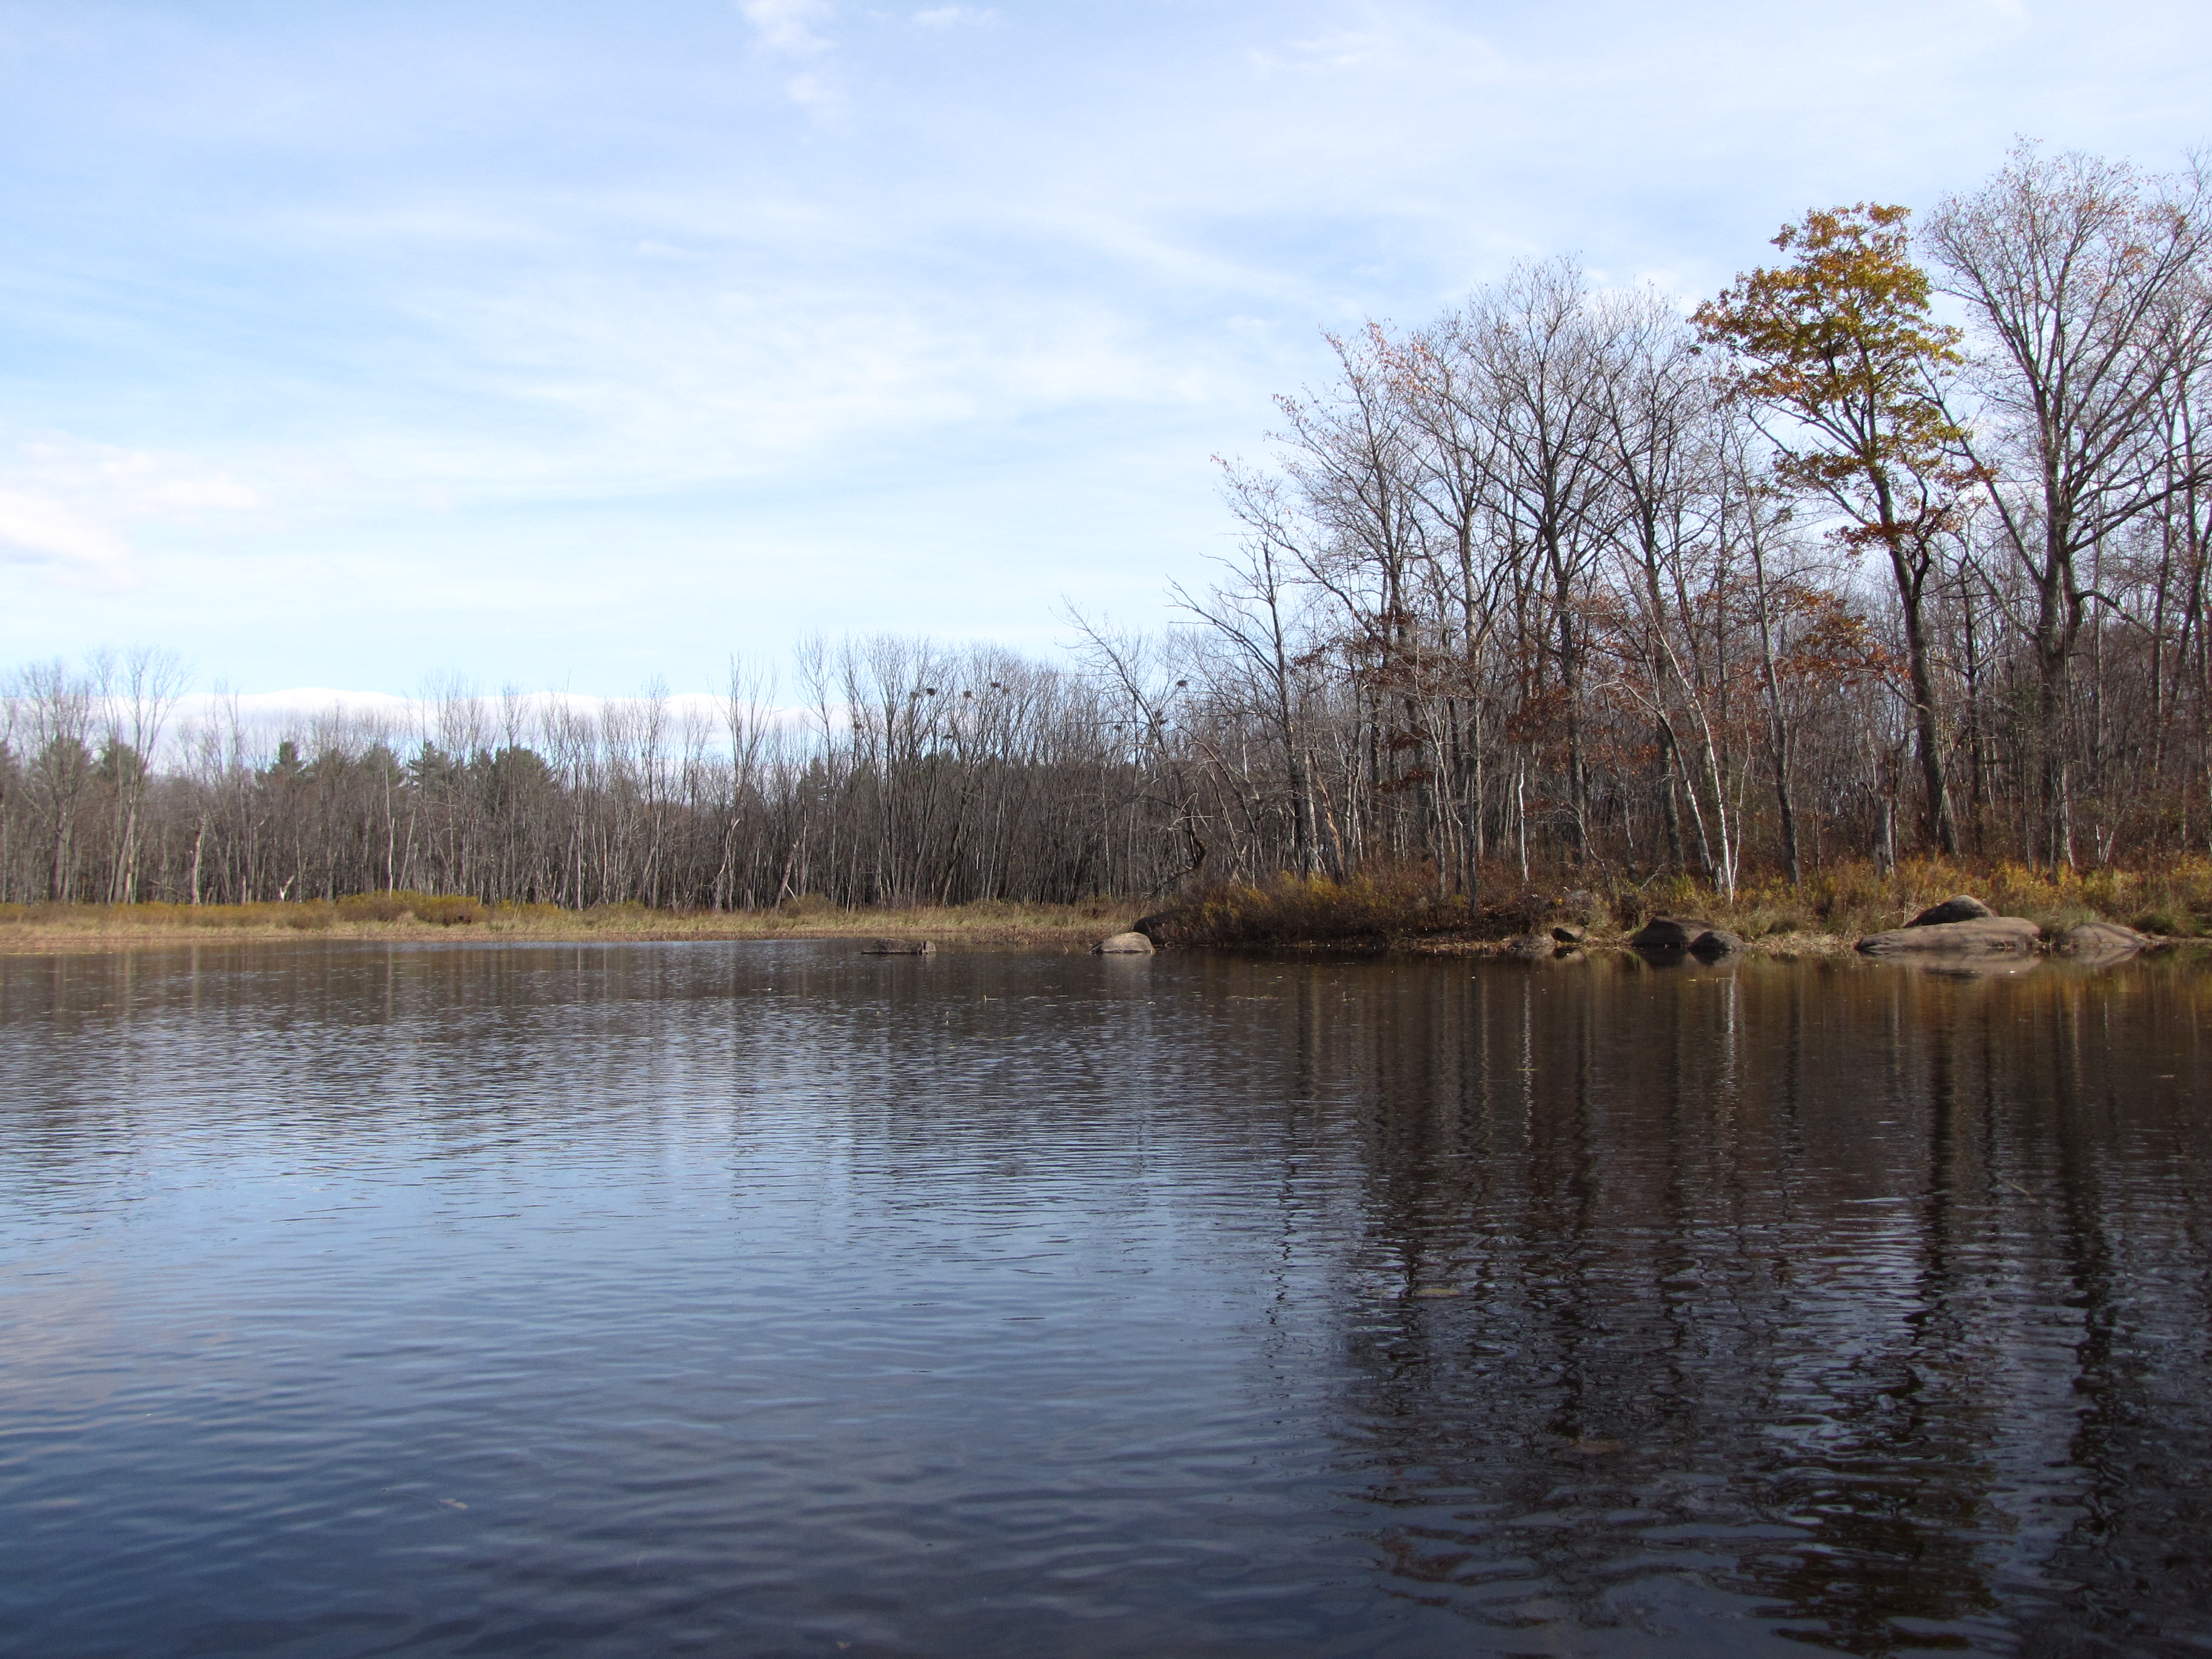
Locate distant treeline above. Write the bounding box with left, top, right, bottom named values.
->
left=5, top=144, right=2211, bottom=908
left=0, top=643, right=1183, bottom=909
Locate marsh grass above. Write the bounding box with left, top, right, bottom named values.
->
left=1686, top=858, right=2212, bottom=941
left=1151, top=856, right=2212, bottom=953
left=0, top=895, right=1139, bottom=954
left=11, top=860, right=2209, bottom=957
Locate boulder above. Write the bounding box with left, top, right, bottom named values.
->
left=1906, top=894, right=1996, bottom=928
left=1631, top=917, right=1744, bottom=960
left=1856, top=916, right=2041, bottom=957
left=1091, top=931, right=1156, bottom=955
left=1632, top=916, right=1715, bottom=951
left=1550, top=922, right=1589, bottom=945
left=2050, top=921, right=2151, bottom=960
left=860, top=938, right=935, bottom=956
left=1631, top=917, right=1741, bottom=957
left=1503, top=933, right=1555, bottom=960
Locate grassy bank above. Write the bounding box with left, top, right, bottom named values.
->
left=13, top=859, right=2212, bottom=959
left=1143, top=858, right=2212, bottom=957
left=0, top=894, right=1139, bottom=955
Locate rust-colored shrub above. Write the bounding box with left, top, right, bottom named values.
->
left=409, top=894, right=486, bottom=926
left=1162, top=864, right=1473, bottom=950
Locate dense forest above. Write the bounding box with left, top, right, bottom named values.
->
left=6, top=145, right=2211, bottom=910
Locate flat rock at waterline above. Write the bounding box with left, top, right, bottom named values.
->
left=1856, top=916, right=2042, bottom=957
left=1504, top=933, right=1555, bottom=960
left=860, top=939, right=936, bottom=956
left=1631, top=918, right=1744, bottom=957
left=2051, top=920, right=2152, bottom=960
left=1091, top=931, right=1156, bottom=955
left=1907, top=894, right=1997, bottom=928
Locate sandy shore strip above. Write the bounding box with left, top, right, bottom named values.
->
left=0, top=903, right=1141, bottom=956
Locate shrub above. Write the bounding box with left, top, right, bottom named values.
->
left=410, top=894, right=486, bottom=926
left=335, top=893, right=415, bottom=922
left=1161, top=864, right=1473, bottom=950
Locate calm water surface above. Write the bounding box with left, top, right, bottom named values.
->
left=2, top=941, right=2209, bottom=1658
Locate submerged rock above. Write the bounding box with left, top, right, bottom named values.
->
left=1091, top=931, right=1156, bottom=955
left=2050, top=921, right=2151, bottom=961
left=860, top=939, right=936, bottom=956
left=1856, top=916, right=2041, bottom=957
left=1631, top=918, right=1743, bottom=958
left=1906, top=894, right=1997, bottom=928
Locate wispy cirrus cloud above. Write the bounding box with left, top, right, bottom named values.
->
left=2, top=0, right=2207, bottom=694
left=0, top=434, right=263, bottom=589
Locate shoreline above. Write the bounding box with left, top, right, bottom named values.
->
left=5, top=902, right=2204, bottom=962
left=13, top=919, right=2196, bottom=963
left=0, top=903, right=1139, bottom=957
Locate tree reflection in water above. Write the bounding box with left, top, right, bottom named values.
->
left=2, top=942, right=2205, bottom=1658
left=1304, top=956, right=2211, bottom=1656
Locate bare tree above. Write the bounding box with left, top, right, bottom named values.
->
left=1928, top=145, right=2212, bottom=865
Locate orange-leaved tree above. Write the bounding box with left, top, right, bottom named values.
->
left=1693, top=204, right=1969, bottom=857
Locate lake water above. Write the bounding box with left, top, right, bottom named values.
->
left=2, top=940, right=2208, bottom=1658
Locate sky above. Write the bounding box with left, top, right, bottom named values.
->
left=3, top=0, right=2209, bottom=702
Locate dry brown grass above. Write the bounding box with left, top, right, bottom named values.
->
left=1618, top=857, right=2212, bottom=944
left=1143, top=855, right=2212, bottom=956
left=0, top=896, right=1141, bottom=955
left=13, top=859, right=2210, bottom=959
left=1154, top=867, right=1476, bottom=952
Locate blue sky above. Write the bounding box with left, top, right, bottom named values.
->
left=4, top=0, right=2208, bottom=697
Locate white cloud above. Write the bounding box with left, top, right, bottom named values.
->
left=1248, top=16, right=1506, bottom=81
left=0, top=490, right=133, bottom=583
left=913, top=5, right=993, bottom=27
left=164, top=687, right=818, bottom=756
left=735, top=0, right=845, bottom=112
left=5, top=0, right=2209, bottom=690
left=737, top=0, right=833, bottom=56
left=0, top=434, right=264, bottom=587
